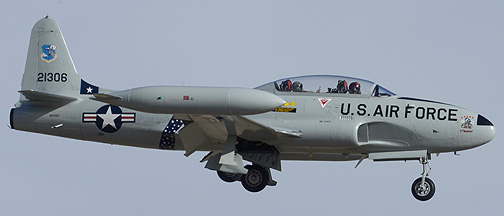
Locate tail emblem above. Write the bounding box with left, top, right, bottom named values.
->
left=40, top=44, right=57, bottom=63
left=80, top=80, right=99, bottom=94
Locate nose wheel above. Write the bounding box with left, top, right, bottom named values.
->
left=412, top=177, right=435, bottom=201
left=411, top=157, right=435, bottom=201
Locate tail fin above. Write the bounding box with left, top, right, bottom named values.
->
left=20, top=16, right=82, bottom=100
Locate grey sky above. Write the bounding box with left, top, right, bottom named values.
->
left=1, top=1, right=502, bottom=215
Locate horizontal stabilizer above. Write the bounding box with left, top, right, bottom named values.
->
left=19, top=90, right=76, bottom=102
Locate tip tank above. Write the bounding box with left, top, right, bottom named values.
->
left=93, top=86, right=286, bottom=115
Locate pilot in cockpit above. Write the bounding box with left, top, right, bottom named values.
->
left=292, top=81, right=304, bottom=92
left=337, top=80, right=348, bottom=93
left=279, top=80, right=292, bottom=92
left=328, top=80, right=348, bottom=93
left=349, top=82, right=361, bottom=94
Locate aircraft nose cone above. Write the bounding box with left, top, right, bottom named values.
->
left=459, top=114, right=495, bottom=150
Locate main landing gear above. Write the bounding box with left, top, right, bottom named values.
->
left=206, top=118, right=279, bottom=192
left=217, top=164, right=275, bottom=193
left=411, top=157, right=435, bottom=201
left=217, top=170, right=241, bottom=183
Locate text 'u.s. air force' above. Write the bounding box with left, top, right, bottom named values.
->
left=340, top=103, right=457, bottom=121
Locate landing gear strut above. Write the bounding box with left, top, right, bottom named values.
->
left=411, top=157, right=435, bottom=201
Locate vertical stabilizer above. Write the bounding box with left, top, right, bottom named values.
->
left=21, top=16, right=81, bottom=99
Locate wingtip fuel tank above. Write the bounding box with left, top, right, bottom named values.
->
left=92, top=86, right=286, bottom=115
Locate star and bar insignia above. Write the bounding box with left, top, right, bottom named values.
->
left=83, top=105, right=135, bottom=133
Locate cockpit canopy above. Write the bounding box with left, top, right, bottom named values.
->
left=255, top=75, right=395, bottom=97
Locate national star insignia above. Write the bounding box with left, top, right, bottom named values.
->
left=98, top=106, right=120, bottom=129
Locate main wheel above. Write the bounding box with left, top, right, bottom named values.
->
left=411, top=177, right=435, bottom=201
left=217, top=171, right=241, bottom=183
left=241, top=165, right=268, bottom=192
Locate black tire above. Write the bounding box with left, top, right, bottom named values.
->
left=241, top=165, right=268, bottom=192
left=411, top=177, right=435, bottom=201
left=217, top=171, right=241, bottom=183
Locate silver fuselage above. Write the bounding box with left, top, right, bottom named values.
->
left=11, top=90, right=494, bottom=162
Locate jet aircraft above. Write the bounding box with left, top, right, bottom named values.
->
left=10, top=17, right=495, bottom=201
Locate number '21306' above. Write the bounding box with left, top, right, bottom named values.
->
left=37, top=73, right=67, bottom=82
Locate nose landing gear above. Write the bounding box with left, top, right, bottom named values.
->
left=411, top=157, right=435, bottom=201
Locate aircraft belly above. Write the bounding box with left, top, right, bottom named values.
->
left=280, top=152, right=362, bottom=161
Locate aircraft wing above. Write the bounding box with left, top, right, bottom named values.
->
left=174, top=114, right=301, bottom=156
